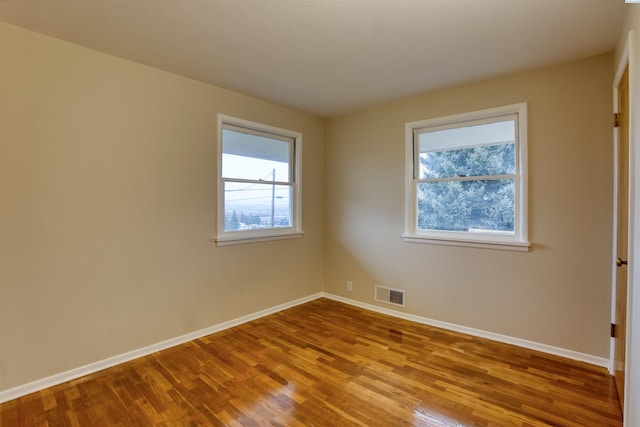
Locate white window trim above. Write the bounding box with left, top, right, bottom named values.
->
left=402, top=103, right=530, bottom=252
left=215, top=114, right=303, bottom=246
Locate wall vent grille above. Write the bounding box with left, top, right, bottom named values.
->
left=374, top=285, right=405, bottom=307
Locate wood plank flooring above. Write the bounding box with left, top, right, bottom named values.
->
left=1, top=298, right=622, bottom=426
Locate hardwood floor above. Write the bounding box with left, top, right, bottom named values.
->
left=1, top=298, right=622, bottom=426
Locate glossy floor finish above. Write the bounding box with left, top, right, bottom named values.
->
left=1, top=298, right=622, bottom=426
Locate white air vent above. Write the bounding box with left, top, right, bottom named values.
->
left=374, top=285, right=405, bottom=307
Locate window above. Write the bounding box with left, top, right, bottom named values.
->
left=216, top=115, right=303, bottom=246
left=403, top=103, right=529, bottom=251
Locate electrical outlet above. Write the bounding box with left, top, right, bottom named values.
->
left=346, top=281, right=353, bottom=292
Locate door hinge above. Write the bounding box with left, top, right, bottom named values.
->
left=611, top=323, right=617, bottom=338
left=614, top=113, right=620, bottom=128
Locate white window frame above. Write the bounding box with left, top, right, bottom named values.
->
left=402, top=103, right=530, bottom=252
left=216, top=114, right=303, bottom=246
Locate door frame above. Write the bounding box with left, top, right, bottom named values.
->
left=611, top=29, right=639, bottom=425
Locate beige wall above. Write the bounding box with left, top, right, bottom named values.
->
left=0, top=22, right=324, bottom=392
left=615, top=5, right=640, bottom=73
left=324, top=54, right=614, bottom=358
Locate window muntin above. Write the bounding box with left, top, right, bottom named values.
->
left=404, top=104, right=528, bottom=251
left=217, top=116, right=302, bottom=245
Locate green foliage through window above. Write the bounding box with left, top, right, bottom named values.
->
left=415, top=120, right=516, bottom=234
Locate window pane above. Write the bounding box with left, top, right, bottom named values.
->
left=417, top=179, right=514, bottom=233
left=419, top=143, right=514, bottom=179
left=222, top=129, right=291, bottom=181
left=418, top=119, right=515, bottom=179
left=224, top=182, right=292, bottom=232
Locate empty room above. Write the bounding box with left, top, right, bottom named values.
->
left=1, top=1, right=639, bottom=426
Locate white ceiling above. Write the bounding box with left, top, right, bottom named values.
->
left=0, top=0, right=629, bottom=117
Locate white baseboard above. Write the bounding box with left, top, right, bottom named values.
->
left=609, top=337, right=616, bottom=375
left=322, top=293, right=610, bottom=369
left=0, top=292, right=322, bottom=404
left=1, top=291, right=609, bottom=404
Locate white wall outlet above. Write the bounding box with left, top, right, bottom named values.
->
left=346, top=281, right=353, bottom=292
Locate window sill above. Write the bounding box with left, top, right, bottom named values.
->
left=401, top=233, right=530, bottom=252
left=215, top=230, right=305, bottom=247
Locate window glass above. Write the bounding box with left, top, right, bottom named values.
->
left=417, top=179, right=514, bottom=233
left=222, top=128, right=291, bottom=182
left=223, top=182, right=292, bottom=232
left=418, top=119, right=515, bottom=179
